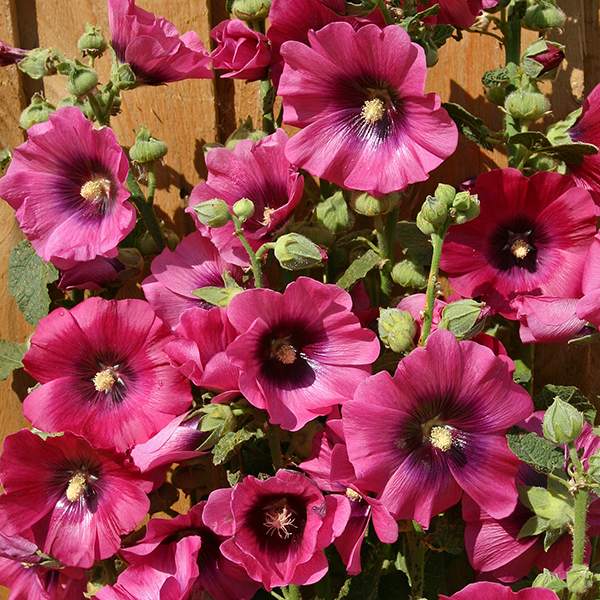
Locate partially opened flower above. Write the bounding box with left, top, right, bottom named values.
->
left=343, top=329, right=533, bottom=528
left=142, top=232, right=243, bottom=330
left=0, top=40, right=27, bottom=67
left=0, top=430, right=151, bottom=569
left=440, top=582, right=559, bottom=600
left=278, top=22, right=458, bottom=195
left=226, top=277, right=380, bottom=431
left=108, top=0, right=212, bottom=85
left=188, top=129, right=304, bottom=266
left=0, top=107, right=134, bottom=264
left=203, top=470, right=350, bottom=590
left=441, top=169, right=597, bottom=317
left=57, top=256, right=122, bottom=291
left=22, top=298, right=192, bottom=453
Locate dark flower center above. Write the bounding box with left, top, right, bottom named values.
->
left=80, top=177, right=112, bottom=206
left=270, top=337, right=297, bottom=365
left=489, top=217, right=544, bottom=273
left=263, top=499, right=298, bottom=539
left=352, top=81, right=403, bottom=143
left=60, top=464, right=100, bottom=508
left=82, top=352, right=133, bottom=404
left=421, top=417, right=455, bottom=452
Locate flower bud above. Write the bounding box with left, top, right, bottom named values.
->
left=66, top=62, right=99, bottom=97
left=378, top=308, right=416, bottom=354
left=542, top=397, right=584, bottom=445
left=57, top=96, right=95, bottom=121
left=19, top=93, right=55, bottom=130
left=0, top=40, right=27, bottom=67
left=391, top=259, right=427, bottom=289
left=231, top=0, right=271, bottom=22
left=194, top=199, right=231, bottom=228
left=129, top=127, right=168, bottom=164
left=77, top=24, right=107, bottom=58
left=485, top=84, right=508, bottom=106
left=566, top=565, right=594, bottom=596
left=504, top=87, right=550, bottom=122
left=18, top=47, right=62, bottom=79
left=316, top=191, right=352, bottom=233
left=523, top=40, right=565, bottom=79
left=350, top=191, right=398, bottom=216
left=232, top=198, right=255, bottom=223
left=532, top=569, right=568, bottom=593
left=416, top=193, right=451, bottom=236
left=439, top=299, right=488, bottom=340
left=451, top=191, right=480, bottom=225
left=523, top=0, right=566, bottom=31
left=111, top=62, right=136, bottom=90
left=274, top=233, right=323, bottom=271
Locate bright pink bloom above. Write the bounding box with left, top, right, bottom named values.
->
left=188, top=129, right=303, bottom=266
left=343, top=329, right=533, bottom=528
left=440, top=582, right=559, bottom=600
left=225, top=277, right=380, bottom=431
left=300, top=418, right=398, bottom=574
left=22, top=298, right=191, bottom=452
left=142, top=232, right=243, bottom=330
left=166, top=306, right=240, bottom=402
left=0, top=40, right=27, bottom=67
left=0, top=430, right=151, bottom=568
left=411, top=0, right=498, bottom=28
left=278, top=22, right=458, bottom=195
left=211, top=19, right=272, bottom=81
left=204, top=470, right=351, bottom=590
left=0, top=107, right=134, bottom=264
left=108, top=0, right=212, bottom=84
left=442, top=169, right=597, bottom=318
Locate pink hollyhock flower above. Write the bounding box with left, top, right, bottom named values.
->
left=300, top=418, right=398, bottom=574
left=211, top=19, right=272, bottom=81
left=225, top=277, right=380, bottom=431
left=142, top=232, right=243, bottom=330
left=0, top=107, right=134, bottom=264
left=0, top=40, right=27, bottom=66
left=108, top=0, right=212, bottom=85
left=278, top=22, right=458, bottom=195
left=441, top=168, right=597, bottom=318
left=188, top=129, right=304, bottom=267
left=58, top=256, right=122, bottom=290
left=440, top=582, right=559, bottom=600
left=409, top=0, right=498, bottom=29
left=204, top=470, right=351, bottom=590
left=22, top=298, right=191, bottom=453
left=0, top=430, right=151, bottom=568
left=343, top=329, right=533, bottom=528
left=166, top=306, right=241, bottom=403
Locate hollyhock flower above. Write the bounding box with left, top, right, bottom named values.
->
left=409, top=0, right=498, bottom=29
left=343, top=329, right=533, bottom=528
left=225, top=277, right=380, bottom=431
left=108, top=0, right=212, bottom=85
left=441, top=169, right=597, bottom=318
left=204, top=470, right=351, bottom=590
left=440, top=582, right=559, bottom=600
left=22, top=298, right=191, bottom=452
left=0, top=107, right=134, bottom=264
left=165, top=306, right=240, bottom=402
left=188, top=129, right=304, bottom=267
left=211, top=19, right=272, bottom=81
left=0, top=430, right=151, bottom=568
left=278, top=23, right=458, bottom=195
left=142, top=232, right=243, bottom=330
left=300, top=418, right=398, bottom=574
left=0, top=40, right=27, bottom=67
left=58, top=256, right=122, bottom=290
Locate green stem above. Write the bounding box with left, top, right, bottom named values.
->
left=260, top=79, right=276, bottom=134
left=267, top=425, right=283, bottom=470
left=569, top=444, right=589, bottom=567
left=255, top=242, right=275, bottom=262
left=377, top=0, right=394, bottom=24
left=231, top=214, right=264, bottom=287
left=283, top=585, right=302, bottom=600
left=103, top=85, right=118, bottom=121
left=127, top=172, right=165, bottom=252
left=419, top=227, right=447, bottom=345
left=406, top=522, right=426, bottom=600
left=146, top=168, right=157, bottom=205
left=504, top=1, right=522, bottom=65
left=374, top=214, right=393, bottom=301
left=87, top=92, right=106, bottom=125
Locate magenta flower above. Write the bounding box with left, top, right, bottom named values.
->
left=0, top=40, right=27, bottom=67
left=142, top=232, right=243, bottom=330
left=343, top=329, right=532, bottom=527
left=440, top=582, right=559, bottom=600
left=22, top=298, right=191, bottom=453
left=278, top=22, right=458, bottom=195
left=225, top=277, right=380, bottom=431
left=441, top=169, right=597, bottom=318
left=57, top=256, right=122, bottom=291
left=166, top=306, right=241, bottom=402
left=412, top=0, right=498, bottom=28
left=188, top=129, right=304, bottom=266
left=0, top=107, right=134, bottom=264
left=211, top=19, right=272, bottom=81
left=108, top=0, right=212, bottom=85
left=204, top=470, right=350, bottom=590
left=0, top=430, right=151, bottom=568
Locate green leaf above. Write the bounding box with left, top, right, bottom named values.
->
left=519, top=486, right=573, bottom=527
left=396, top=221, right=432, bottom=265
left=442, top=102, right=495, bottom=150
left=537, top=142, right=598, bottom=166
left=513, top=359, right=532, bottom=384
left=509, top=130, right=551, bottom=150
left=315, top=191, right=351, bottom=234
left=0, top=340, right=28, bottom=381
left=518, top=515, right=550, bottom=538
left=192, top=286, right=242, bottom=307
left=543, top=528, right=564, bottom=552
left=212, top=428, right=264, bottom=466
left=8, top=240, right=59, bottom=325
left=546, top=107, right=581, bottom=145
left=537, top=384, right=596, bottom=425
left=0, top=148, right=10, bottom=175
left=507, top=432, right=564, bottom=473
left=336, top=249, right=381, bottom=290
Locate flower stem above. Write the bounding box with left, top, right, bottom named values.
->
left=231, top=214, right=264, bottom=287
left=283, top=585, right=302, bottom=600
left=503, top=1, right=522, bottom=65
left=126, top=172, right=165, bottom=252
left=569, top=444, right=589, bottom=566
left=260, top=79, right=276, bottom=134
left=87, top=92, right=107, bottom=125
left=146, top=168, right=157, bottom=205
left=377, top=0, right=394, bottom=25
left=267, top=424, right=283, bottom=470
left=374, top=214, right=393, bottom=301
left=419, top=227, right=447, bottom=345
left=406, top=522, right=426, bottom=599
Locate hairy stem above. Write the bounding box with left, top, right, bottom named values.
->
left=569, top=444, right=589, bottom=566
left=419, top=228, right=447, bottom=345
left=231, top=214, right=264, bottom=287
left=267, top=425, right=283, bottom=470
left=374, top=213, right=394, bottom=302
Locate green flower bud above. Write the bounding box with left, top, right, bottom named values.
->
left=504, top=88, right=550, bottom=122
left=231, top=0, right=271, bottom=21
left=532, top=569, right=568, bottom=593
left=66, top=62, right=99, bottom=97
left=232, top=198, right=255, bottom=223
left=316, top=191, right=352, bottom=233
left=162, top=228, right=180, bottom=251
left=129, top=127, right=168, bottom=164
left=274, top=233, right=323, bottom=271
left=451, top=191, right=480, bottom=225
left=378, top=308, right=416, bottom=354
left=523, top=0, right=566, bottom=31
left=111, top=62, right=136, bottom=90
left=439, top=299, right=487, bottom=340
left=416, top=194, right=449, bottom=235
left=77, top=24, right=107, bottom=58
left=350, top=191, right=398, bottom=217
left=194, top=199, right=231, bottom=228
left=527, top=153, right=560, bottom=172
left=485, top=85, right=508, bottom=106
left=19, top=93, right=55, bottom=130
left=18, top=48, right=61, bottom=79
left=434, top=183, right=457, bottom=207
left=543, top=397, right=584, bottom=445
left=566, top=565, right=594, bottom=596
left=391, top=259, right=428, bottom=289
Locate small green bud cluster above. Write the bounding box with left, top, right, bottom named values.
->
left=77, top=24, right=107, bottom=58
left=543, top=397, right=584, bottom=445
left=378, top=308, right=416, bottom=354
left=130, top=127, right=168, bottom=164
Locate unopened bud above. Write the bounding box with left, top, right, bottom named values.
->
left=504, top=88, right=550, bottom=122
left=65, top=62, right=99, bottom=97
left=129, top=127, right=168, bottom=164
left=523, top=0, right=566, bottom=31
left=416, top=190, right=452, bottom=235
left=439, top=299, right=487, bottom=340
left=231, top=0, right=271, bottom=21
left=0, top=40, right=27, bottom=67
left=391, top=259, right=427, bottom=289
left=194, top=199, right=231, bottom=228
left=566, top=565, right=594, bottom=596
left=350, top=191, right=398, bottom=217
left=232, top=198, right=255, bottom=223
left=532, top=569, right=568, bottom=593
left=19, top=93, right=55, bottom=130
left=77, top=24, right=107, bottom=58
left=523, top=40, right=565, bottom=79
left=451, top=191, right=480, bottom=225
left=111, top=62, right=136, bottom=90
left=18, top=47, right=62, bottom=79
left=543, top=397, right=584, bottom=445
left=274, top=233, right=323, bottom=271
left=378, top=308, right=416, bottom=354
left=316, top=191, right=352, bottom=233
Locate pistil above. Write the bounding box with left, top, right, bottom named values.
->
left=80, top=177, right=111, bottom=204
left=264, top=505, right=297, bottom=539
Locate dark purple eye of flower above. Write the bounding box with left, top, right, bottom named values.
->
left=80, top=176, right=113, bottom=211
left=249, top=495, right=307, bottom=548
left=489, top=217, right=545, bottom=273
left=355, top=84, right=402, bottom=143
left=86, top=353, right=132, bottom=404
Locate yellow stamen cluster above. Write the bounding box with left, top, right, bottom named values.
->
left=510, top=238, right=532, bottom=260
left=93, top=368, right=118, bottom=392
left=361, top=98, right=386, bottom=124
left=80, top=177, right=111, bottom=204
left=66, top=472, right=87, bottom=502
left=345, top=488, right=362, bottom=502
left=429, top=425, right=453, bottom=452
